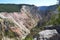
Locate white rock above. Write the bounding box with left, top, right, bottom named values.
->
left=39, top=30, right=58, bottom=38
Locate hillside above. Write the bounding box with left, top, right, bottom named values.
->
left=0, top=4, right=41, bottom=40
left=0, top=4, right=35, bottom=12
left=0, top=4, right=60, bottom=40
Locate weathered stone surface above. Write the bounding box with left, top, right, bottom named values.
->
left=0, top=5, right=41, bottom=40
left=34, top=30, right=58, bottom=40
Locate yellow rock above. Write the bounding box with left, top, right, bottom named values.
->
left=0, top=19, right=3, bottom=22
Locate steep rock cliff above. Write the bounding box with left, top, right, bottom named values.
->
left=0, top=5, right=41, bottom=40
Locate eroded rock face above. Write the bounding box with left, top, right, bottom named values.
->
left=34, top=30, right=58, bottom=40
left=0, top=5, right=41, bottom=40
left=34, top=25, right=60, bottom=40
left=39, top=30, right=58, bottom=38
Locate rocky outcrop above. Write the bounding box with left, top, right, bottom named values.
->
left=0, top=5, right=41, bottom=40
left=33, top=25, right=60, bottom=40
left=34, top=30, right=58, bottom=40
left=39, top=30, right=58, bottom=38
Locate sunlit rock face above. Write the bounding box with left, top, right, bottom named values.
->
left=0, top=5, right=41, bottom=40
left=34, top=30, right=58, bottom=40
left=34, top=25, right=60, bottom=40
left=33, top=25, right=60, bottom=40
left=39, top=30, right=58, bottom=38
